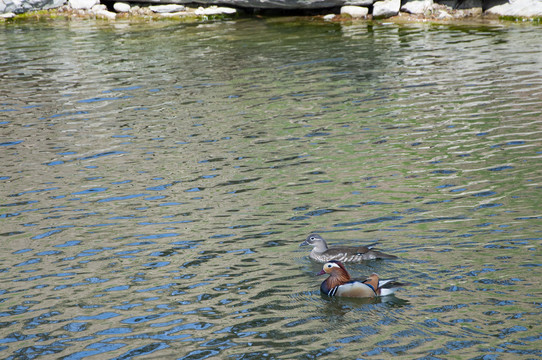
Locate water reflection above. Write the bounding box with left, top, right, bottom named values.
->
left=1, top=18, right=541, bottom=359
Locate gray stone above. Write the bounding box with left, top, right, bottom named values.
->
left=438, top=0, right=481, bottom=9
left=1, top=0, right=66, bottom=13
left=344, top=0, right=373, bottom=6
left=436, top=0, right=455, bottom=8
left=113, top=1, right=130, bottom=12
left=458, top=0, right=482, bottom=9
left=340, top=5, right=368, bottom=17
left=401, top=0, right=432, bottom=14
left=149, top=4, right=185, bottom=12
left=372, top=0, right=400, bottom=17
left=69, top=0, right=98, bottom=9
left=485, top=0, right=542, bottom=17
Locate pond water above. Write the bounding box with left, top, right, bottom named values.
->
left=1, top=17, right=541, bottom=359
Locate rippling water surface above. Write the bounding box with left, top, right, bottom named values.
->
left=1, top=18, right=541, bottom=359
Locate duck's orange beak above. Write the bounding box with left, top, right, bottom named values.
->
left=317, top=269, right=326, bottom=276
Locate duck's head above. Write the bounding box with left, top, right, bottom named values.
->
left=300, top=233, right=327, bottom=248
left=317, top=260, right=348, bottom=276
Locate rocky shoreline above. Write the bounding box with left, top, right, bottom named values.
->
left=1, top=0, right=542, bottom=23
left=0, top=3, right=242, bottom=21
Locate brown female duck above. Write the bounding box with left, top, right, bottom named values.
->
left=300, top=233, right=398, bottom=263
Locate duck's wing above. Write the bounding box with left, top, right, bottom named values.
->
left=318, top=246, right=372, bottom=262
left=327, top=244, right=397, bottom=260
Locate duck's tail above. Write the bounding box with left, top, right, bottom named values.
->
left=378, top=279, right=410, bottom=296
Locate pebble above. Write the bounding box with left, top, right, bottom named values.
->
left=436, top=9, right=452, bottom=18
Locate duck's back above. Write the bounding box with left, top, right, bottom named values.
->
left=310, top=244, right=396, bottom=262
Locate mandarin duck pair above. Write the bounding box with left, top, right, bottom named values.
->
left=301, top=233, right=408, bottom=298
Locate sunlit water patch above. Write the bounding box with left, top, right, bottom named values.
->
left=1, top=19, right=541, bottom=359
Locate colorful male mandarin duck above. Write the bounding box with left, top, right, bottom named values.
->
left=318, top=260, right=408, bottom=298
left=300, top=233, right=397, bottom=263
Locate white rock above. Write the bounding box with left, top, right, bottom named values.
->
left=401, top=0, right=432, bottom=14
left=149, top=4, right=185, bottom=13
left=194, top=7, right=206, bottom=15
left=323, top=13, right=336, bottom=20
left=69, top=0, right=98, bottom=10
left=92, top=4, right=116, bottom=18
left=372, top=0, right=401, bottom=17
left=0, top=12, right=16, bottom=18
left=216, top=6, right=237, bottom=14
left=113, top=2, right=130, bottom=12
left=340, top=5, right=369, bottom=18
left=485, top=0, right=542, bottom=17
left=195, top=6, right=237, bottom=15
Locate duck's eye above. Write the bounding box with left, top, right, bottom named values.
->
left=327, top=264, right=333, bottom=268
